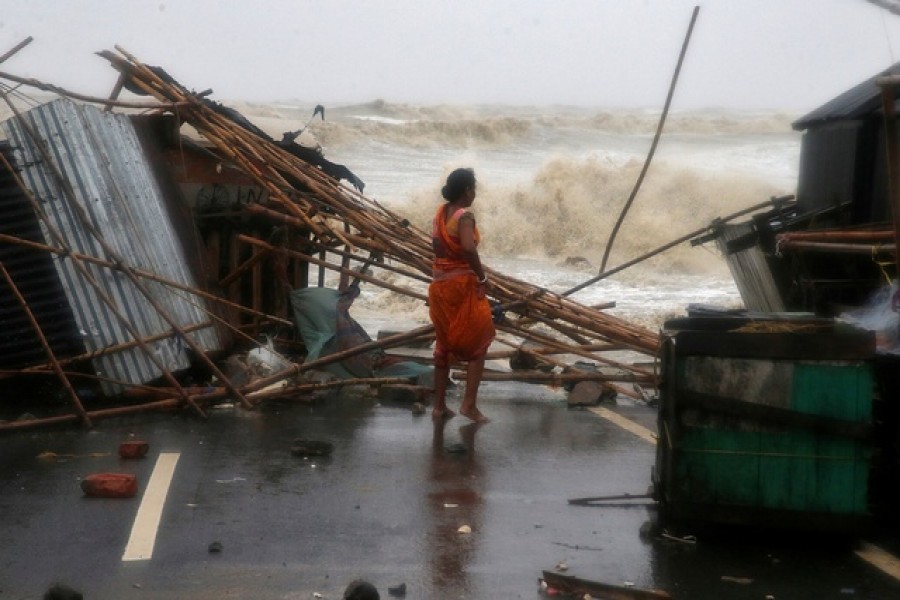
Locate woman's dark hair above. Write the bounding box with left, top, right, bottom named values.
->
left=441, top=168, right=476, bottom=201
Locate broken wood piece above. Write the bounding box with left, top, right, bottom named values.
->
left=567, top=380, right=616, bottom=407
left=541, top=571, right=672, bottom=600
left=0, top=37, right=33, bottom=65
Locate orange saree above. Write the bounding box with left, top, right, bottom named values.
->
left=428, top=205, right=495, bottom=367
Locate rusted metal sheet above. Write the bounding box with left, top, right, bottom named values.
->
left=1, top=98, right=225, bottom=394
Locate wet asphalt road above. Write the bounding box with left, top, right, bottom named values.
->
left=1, top=383, right=899, bottom=600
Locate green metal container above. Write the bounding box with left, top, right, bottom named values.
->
left=654, top=316, right=875, bottom=533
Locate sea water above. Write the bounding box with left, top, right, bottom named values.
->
left=253, top=100, right=802, bottom=332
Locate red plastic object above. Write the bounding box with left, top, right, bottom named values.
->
left=81, top=473, right=138, bottom=498
left=118, top=440, right=149, bottom=459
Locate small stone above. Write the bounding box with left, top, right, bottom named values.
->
left=387, top=582, right=407, bottom=597
left=208, top=541, right=223, bottom=553
left=457, top=524, right=472, bottom=534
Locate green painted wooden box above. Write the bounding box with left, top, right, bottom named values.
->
left=654, top=316, right=875, bottom=532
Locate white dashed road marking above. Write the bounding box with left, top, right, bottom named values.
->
left=589, top=406, right=657, bottom=444
left=122, top=452, right=180, bottom=561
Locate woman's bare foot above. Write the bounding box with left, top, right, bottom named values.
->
left=459, top=407, right=489, bottom=423
left=432, top=407, right=456, bottom=420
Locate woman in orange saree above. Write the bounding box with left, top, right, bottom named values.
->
left=428, top=168, right=495, bottom=423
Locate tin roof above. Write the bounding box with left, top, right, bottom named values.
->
left=792, top=60, right=900, bottom=131
left=1, top=98, right=225, bottom=393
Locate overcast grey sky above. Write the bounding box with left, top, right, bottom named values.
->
left=3, top=0, right=900, bottom=111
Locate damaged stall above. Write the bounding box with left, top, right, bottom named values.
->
left=659, top=60, right=900, bottom=532
left=653, top=314, right=876, bottom=534
left=0, top=100, right=233, bottom=426
left=0, top=43, right=671, bottom=430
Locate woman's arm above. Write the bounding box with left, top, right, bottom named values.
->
left=458, top=214, right=486, bottom=283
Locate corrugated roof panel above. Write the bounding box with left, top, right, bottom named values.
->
left=0, top=142, right=86, bottom=368
left=1, top=99, right=225, bottom=393
left=793, top=60, right=900, bottom=131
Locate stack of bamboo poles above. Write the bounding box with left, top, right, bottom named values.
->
left=100, top=49, right=661, bottom=347
left=0, top=45, right=669, bottom=430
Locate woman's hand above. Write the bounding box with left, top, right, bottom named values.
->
left=476, top=276, right=488, bottom=298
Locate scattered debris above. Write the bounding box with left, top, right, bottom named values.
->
left=81, top=473, right=138, bottom=498
left=541, top=571, right=673, bottom=600
left=118, top=440, right=149, bottom=459
left=0, top=43, right=661, bottom=432
left=343, top=579, right=380, bottom=600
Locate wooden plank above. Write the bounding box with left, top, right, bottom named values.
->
left=674, top=331, right=874, bottom=360
left=677, top=390, right=873, bottom=440
left=542, top=571, right=672, bottom=600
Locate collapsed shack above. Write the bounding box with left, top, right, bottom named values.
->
left=0, top=45, right=664, bottom=431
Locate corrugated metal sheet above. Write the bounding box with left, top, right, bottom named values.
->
left=0, top=142, right=86, bottom=368
left=792, top=60, right=900, bottom=131
left=716, top=222, right=786, bottom=313
left=1, top=99, right=225, bottom=394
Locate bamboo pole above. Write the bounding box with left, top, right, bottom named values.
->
left=879, top=80, right=900, bottom=270
left=0, top=397, right=208, bottom=432
left=237, top=325, right=436, bottom=395
left=454, top=370, right=656, bottom=385
left=600, top=5, right=700, bottom=272
left=20, top=322, right=212, bottom=373
left=0, top=37, right=33, bottom=65
left=776, top=241, right=896, bottom=255
left=219, top=246, right=271, bottom=288
left=565, top=196, right=789, bottom=297
left=777, top=229, right=894, bottom=242
left=238, top=235, right=429, bottom=301
left=0, top=233, right=292, bottom=326
left=0, top=69, right=185, bottom=111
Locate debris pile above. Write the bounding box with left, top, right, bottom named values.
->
left=0, top=43, right=662, bottom=430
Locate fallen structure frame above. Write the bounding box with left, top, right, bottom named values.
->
left=0, top=42, right=681, bottom=431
